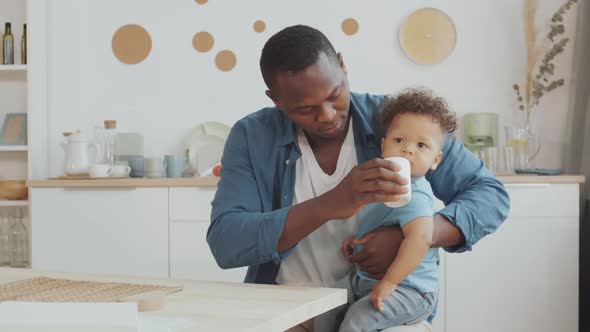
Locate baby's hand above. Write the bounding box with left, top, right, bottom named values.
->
left=371, top=279, right=397, bottom=312
left=341, top=236, right=355, bottom=261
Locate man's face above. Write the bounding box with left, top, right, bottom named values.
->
left=381, top=113, right=445, bottom=178
left=266, top=52, right=350, bottom=141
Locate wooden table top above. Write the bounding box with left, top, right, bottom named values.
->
left=0, top=268, right=347, bottom=332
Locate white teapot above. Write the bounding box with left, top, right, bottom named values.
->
left=61, top=132, right=100, bottom=176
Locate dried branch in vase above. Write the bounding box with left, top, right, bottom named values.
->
left=513, top=0, right=577, bottom=125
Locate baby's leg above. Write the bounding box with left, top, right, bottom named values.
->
left=339, top=285, right=436, bottom=332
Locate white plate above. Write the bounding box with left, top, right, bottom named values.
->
left=183, top=121, right=230, bottom=150
left=184, top=122, right=230, bottom=176
left=188, top=135, right=226, bottom=176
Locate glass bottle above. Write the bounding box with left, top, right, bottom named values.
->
left=0, top=209, right=10, bottom=266
left=21, top=23, right=26, bottom=65
left=183, top=148, right=196, bottom=178
left=91, top=125, right=106, bottom=164
left=9, top=208, right=29, bottom=268
left=103, top=120, right=117, bottom=168
left=3, top=22, right=14, bottom=65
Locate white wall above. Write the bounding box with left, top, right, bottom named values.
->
left=35, top=0, right=578, bottom=178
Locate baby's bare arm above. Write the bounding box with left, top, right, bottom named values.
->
left=381, top=217, right=433, bottom=285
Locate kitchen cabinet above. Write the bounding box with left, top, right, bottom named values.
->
left=169, top=187, right=215, bottom=221
left=169, top=187, right=247, bottom=282
left=29, top=178, right=582, bottom=332
left=170, top=221, right=247, bottom=282
left=445, top=183, right=580, bottom=332
left=31, top=185, right=247, bottom=282
left=31, top=187, right=169, bottom=278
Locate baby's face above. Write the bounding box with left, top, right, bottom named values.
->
left=381, top=112, right=445, bottom=178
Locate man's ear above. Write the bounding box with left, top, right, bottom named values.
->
left=337, top=52, right=347, bottom=75
left=265, top=90, right=280, bottom=108
left=431, top=151, right=443, bottom=170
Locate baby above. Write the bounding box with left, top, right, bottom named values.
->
left=339, top=88, right=457, bottom=331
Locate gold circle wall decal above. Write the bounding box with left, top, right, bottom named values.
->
left=215, top=50, right=237, bottom=72
left=253, top=20, right=266, bottom=33
left=193, top=31, right=214, bottom=53
left=399, top=8, right=457, bottom=65
left=112, top=24, right=152, bottom=65
left=195, top=0, right=208, bottom=4
left=341, top=18, right=359, bottom=36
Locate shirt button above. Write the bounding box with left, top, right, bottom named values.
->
left=285, top=160, right=290, bottom=165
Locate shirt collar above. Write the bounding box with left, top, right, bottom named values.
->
left=349, top=93, right=378, bottom=145
left=277, top=110, right=297, bottom=147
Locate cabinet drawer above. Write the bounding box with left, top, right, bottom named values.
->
left=170, top=221, right=247, bottom=282
left=506, top=183, right=579, bottom=217
left=31, top=188, right=169, bottom=278
left=169, top=187, right=216, bottom=221
left=446, top=215, right=579, bottom=332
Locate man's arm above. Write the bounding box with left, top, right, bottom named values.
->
left=431, top=213, right=465, bottom=248
left=428, top=135, right=510, bottom=252
left=208, top=121, right=290, bottom=269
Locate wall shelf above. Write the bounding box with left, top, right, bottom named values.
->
left=0, top=145, right=28, bottom=152
left=0, top=65, right=27, bottom=72
left=0, top=200, right=28, bottom=207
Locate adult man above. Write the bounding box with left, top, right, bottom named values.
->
left=208, top=25, right=509, bottom=331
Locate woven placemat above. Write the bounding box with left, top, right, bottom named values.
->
left=0, top=277, right=183, bottom=303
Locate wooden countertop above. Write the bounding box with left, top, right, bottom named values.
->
left=0, top=268, right=347, bottom=332
left=28, top=177, right=220, bottom=188
left=27, top=175, right=585, bottom=188
left=497, top=175, right=585, bottom=184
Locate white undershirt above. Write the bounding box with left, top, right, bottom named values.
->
left=276, top=121, right=360, bottom=288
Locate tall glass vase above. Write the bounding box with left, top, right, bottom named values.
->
left=506, top=108, right=542, bottom=169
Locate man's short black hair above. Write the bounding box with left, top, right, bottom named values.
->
left=260, top=25, right=339, bottom=90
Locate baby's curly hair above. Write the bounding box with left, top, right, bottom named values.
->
left=379, top=88, right=457, bottom=134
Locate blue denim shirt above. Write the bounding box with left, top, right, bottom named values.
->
left=208, top=92, right=510, bottom=285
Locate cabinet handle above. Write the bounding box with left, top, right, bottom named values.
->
left=505, top=183, right=550, bottom=188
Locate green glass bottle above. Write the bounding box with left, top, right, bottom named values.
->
left=21, top=23, right=26, bottom=65
left=2, top=22, right=14, bottom=65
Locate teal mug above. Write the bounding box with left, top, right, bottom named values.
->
left=128, top=157, right=145, bottom=178
left=165, top=155, right=187, bottom=178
